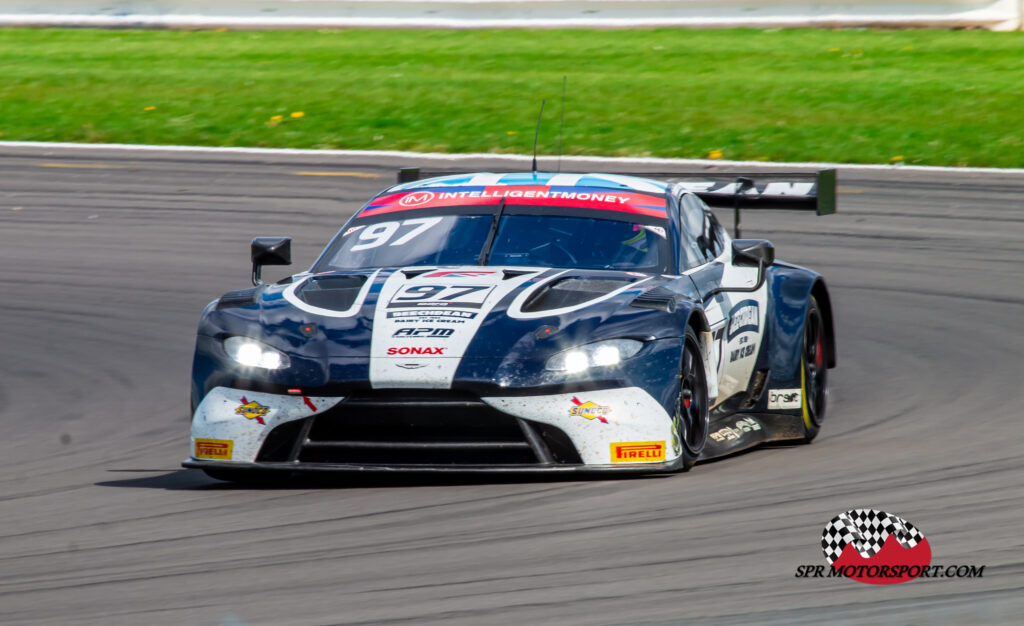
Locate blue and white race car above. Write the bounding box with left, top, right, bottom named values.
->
left=184, top=170, right=837, bottom=481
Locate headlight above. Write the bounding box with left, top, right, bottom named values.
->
left=545, top=339, right=644, bottom=372
left=223, top=336, right=290, bottom=370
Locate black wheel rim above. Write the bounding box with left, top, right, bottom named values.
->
left=678, top=339, right=709, bottom=455
left=804, top=307, right=828, bottom=427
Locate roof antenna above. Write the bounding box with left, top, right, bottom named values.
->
left=557, top=76, right=566, bottom=173
left=531, top=99, right=546, bottom=174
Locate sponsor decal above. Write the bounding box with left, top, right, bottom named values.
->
left=387, top=309, right=477, bottom=321
left=342, top=225, right=365, bottom=237
left=432, top=189, right=634, bottom=203
left=396, top=363, right=427, bottom=369
left=392, top=327, right=455, bottom=338
left=709, top=416, right=761, bottom=442
left=727, top=300, right=760, bottom=340
left=388, top=284, right=494, bottom=310
left=768, top=388, right=802, bottom=410
left=235, top=397, right=270, bottom=425
left=610, top=441, right=666, bottom=463
left=795, top=509, right=986, bottom=584
left=569, top=396, right=610, bottom=424
left=195, top=438, right=233, bottom=460
left=361, top=186, right=668, bottom=218
left=386, top=346, right=445, bottom=356
left=644, top=225, right=666, bottom=238
left=399, top=191, right=435, bottom=207
left=729, top=343, right=756, bottom=362
left=423, top=270, right=496, bottom=278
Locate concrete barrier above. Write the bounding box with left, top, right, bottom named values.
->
left=0, top=0, right=1020, bottom=30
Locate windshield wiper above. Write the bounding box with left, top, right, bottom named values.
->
left=476, top=197, right=507, bottom=265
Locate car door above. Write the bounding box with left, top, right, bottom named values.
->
left=677, top=192, right=768, bottom=403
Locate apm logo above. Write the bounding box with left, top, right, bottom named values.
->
left=393, top=327, right=455, bottom=338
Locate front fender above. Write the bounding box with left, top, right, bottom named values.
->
left=763, top=262, right=831, bottom=393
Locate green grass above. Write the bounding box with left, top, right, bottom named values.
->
left=1, top=28, right=1023, bottom=166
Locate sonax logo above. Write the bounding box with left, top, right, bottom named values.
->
left=610, top=441, right=665, bottom=463
left=399, top=191, right=434, bottom=207
left=386, top=346, right=446, bottom=356
left=195, top=439, right=233, bottom=460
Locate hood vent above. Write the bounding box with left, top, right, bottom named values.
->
left=630, top=287, right=678, bottom=313
left=521, top=278, right=634, bottom=313
left=216, top=287, right=261, bottom=310
left=296, top=275, right=367, bottom=311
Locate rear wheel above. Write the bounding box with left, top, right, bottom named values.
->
left=675, top=327, right=710, bottom=470
left=800, top=296, right=828, bottom=442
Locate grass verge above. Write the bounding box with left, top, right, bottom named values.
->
left=1, top=28, right=1023, bottom=166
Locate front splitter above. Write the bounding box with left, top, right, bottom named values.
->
left=182, top=458, right=681, bottom=474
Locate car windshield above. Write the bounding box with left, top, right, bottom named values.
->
left=314, top=213, right=669, bottom=272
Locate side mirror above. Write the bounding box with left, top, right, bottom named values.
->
left=732, top=239, right=774, bottom=268
left=251, top=236, right=291, bottom=286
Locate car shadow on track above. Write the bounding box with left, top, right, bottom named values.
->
left=96, top=468, right=667, bottom=491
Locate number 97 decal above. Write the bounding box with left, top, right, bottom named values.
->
left=388, top=284, right=494, bottom=309
left=349, top=217, right=443, bottom=252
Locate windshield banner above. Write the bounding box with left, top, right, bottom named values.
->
left=362, top=185, right=667, bottom=219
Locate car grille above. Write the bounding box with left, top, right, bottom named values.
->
left=256, top=391, right=582, bottom=467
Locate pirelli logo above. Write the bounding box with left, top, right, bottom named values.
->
left=610, top=441, right=665, bottom=463
left=195, top=438, right=233, bottom=460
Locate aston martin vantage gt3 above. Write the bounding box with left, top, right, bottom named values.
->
left=184, top=170, right=836, bottom=481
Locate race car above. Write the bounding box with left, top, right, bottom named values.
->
left=184, top=169, right=836, bottom=481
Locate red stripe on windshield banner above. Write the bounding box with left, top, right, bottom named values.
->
left=361, top=186, right=667, bottom=218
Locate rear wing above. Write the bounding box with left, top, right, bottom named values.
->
left=396, top=167, right=836, bottom=237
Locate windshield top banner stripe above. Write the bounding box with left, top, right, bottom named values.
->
left=361, top=186, right=667, bottom=219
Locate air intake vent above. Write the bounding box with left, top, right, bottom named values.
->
left=630, top=287, right=678, bottom=313
left=254, top=391, right=582, bottom=467
left=522, top=278, right=634, bottom=312
left=216, top=287, right=261, bottom=310
left=295, top=275, right=366, bottom=310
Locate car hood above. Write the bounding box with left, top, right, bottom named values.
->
left=203, top=266, right=692, bottom=385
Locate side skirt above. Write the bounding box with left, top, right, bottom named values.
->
left=699, top=412, right=806, bottom=461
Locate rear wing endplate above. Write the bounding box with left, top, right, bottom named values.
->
left=396, top=167, right=836, bottom=237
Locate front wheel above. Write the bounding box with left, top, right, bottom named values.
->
left=800, top=296, right=828, bottom=442
left=675, top=327, right=710, bottom=471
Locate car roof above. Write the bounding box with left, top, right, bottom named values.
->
left=386, top=172, right=670, bottom=195
left=361, top=171, right=671, bottom=221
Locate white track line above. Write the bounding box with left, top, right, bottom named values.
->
left=2, top=140, right=1024, bottom=175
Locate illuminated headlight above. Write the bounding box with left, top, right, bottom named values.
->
left=545, top=339, right=644, bottom=372
left=223, top=336, right=290, bottom=370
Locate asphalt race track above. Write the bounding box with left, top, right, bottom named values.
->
left=1, top=145, right=1022, bottom=625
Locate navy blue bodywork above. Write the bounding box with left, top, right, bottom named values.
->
left=187, top=171, right=836, bottom=472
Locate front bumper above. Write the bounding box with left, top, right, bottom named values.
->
left=186, top=385, right=680, bottom=472
left=182, top=459, right=680, bottom=474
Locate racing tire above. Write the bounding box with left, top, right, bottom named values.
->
left=800, top=296, right=828, bottom=443
left=676, top=327, right=710, bottom=471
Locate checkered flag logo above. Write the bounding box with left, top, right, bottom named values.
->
left=821, top=508, right=926, bottom=565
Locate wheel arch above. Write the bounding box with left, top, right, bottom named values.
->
left=810, top=278, right=837, bottom=368
left=684, top=306, right=718, bottom=403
